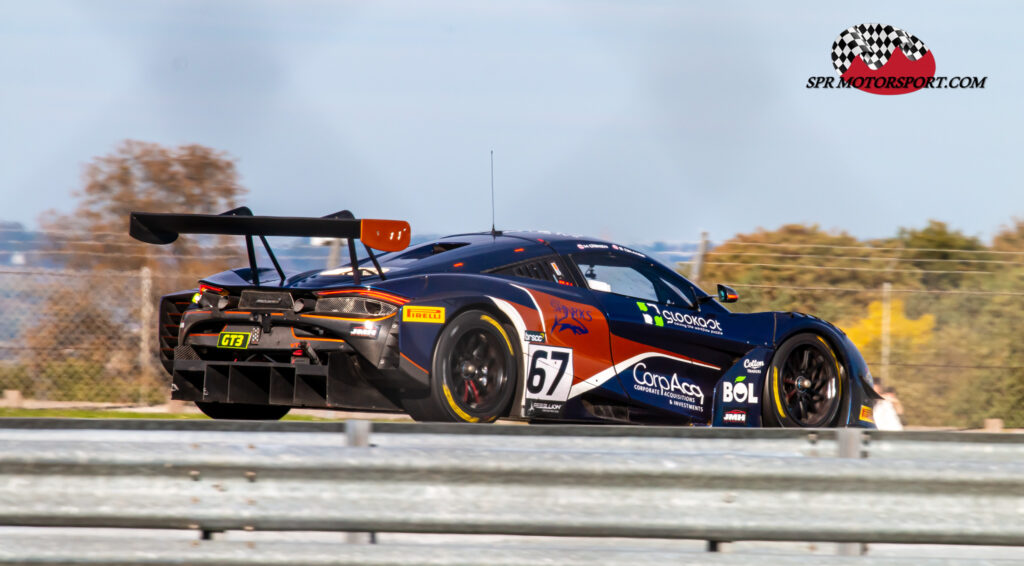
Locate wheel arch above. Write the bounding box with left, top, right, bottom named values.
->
left=766, top=317, right=862, bottom=427
left=446, top=298, right=524, bottom=419
left=397, top=293, right=525, bottom=418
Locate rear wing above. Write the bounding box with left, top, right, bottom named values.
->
left=129, top=207, right=411, bottom=286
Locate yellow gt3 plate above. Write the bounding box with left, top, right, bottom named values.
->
left=217, top=331, right=250, bottom=349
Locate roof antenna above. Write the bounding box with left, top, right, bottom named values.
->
left=490, top=149, right=498, bottom=235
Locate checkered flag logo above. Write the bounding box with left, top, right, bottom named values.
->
left=832, top=23, right=930, bottom=76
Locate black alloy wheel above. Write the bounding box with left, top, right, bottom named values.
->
left=446, top=326, right=510, bottom=416
left=764, top=334, right=843, bottom=428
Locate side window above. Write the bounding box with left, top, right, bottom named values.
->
left=644, top=263, right=698, bottom=308
left=578, top=263, right=657, bottom=302
left=571, top=251, right=693, bottom=307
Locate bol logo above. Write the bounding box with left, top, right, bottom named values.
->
left=832, top=23, right=935, bottom=95
left=721, top=377, right=759, bottom=404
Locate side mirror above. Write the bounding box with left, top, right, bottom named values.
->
left=717, top=284, right=739, bottom=303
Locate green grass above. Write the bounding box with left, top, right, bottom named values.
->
left=0, top=408, right=331, bottom=421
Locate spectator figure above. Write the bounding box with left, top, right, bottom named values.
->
left=873, top=383, right=904, bottom=431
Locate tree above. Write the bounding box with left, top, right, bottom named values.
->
left=890, top=220, right=986, bottom=290
left=23, top=141, right=249, bottom=403
left=696, top=224, right=911, bottom=323
left=40, top=140, right=247, bottom=273
left=839, top=299, right=935, bottom=364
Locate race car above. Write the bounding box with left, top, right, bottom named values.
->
left=130, top=207, right=880, bottom=427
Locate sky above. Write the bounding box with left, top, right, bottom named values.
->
left=0, top=1, right=1020, bottom=246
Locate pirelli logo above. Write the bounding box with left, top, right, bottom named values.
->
left=859, top=405, right=874, bottom=423
left=403, top=305, right=445, bottom=324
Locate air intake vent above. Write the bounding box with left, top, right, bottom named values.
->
left=315, top=297, right=398, bottom=317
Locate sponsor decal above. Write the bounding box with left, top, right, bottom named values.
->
left=576, top=243, right=609, bottom=250
left=217, top=331, right=250, bottom=349
left=549, top=262, right=563, bottom=277
left=249, top=326, right=262, bottom=345
left=723, top=409, right=747, bottom=424
left=611, top=244, right=645, bottom=258
left=529, top=401, right=563, bottom=412
left=721, top=375, right=760, bottom=404
left=807, top=23, right=986, bottom=95
left=550, top=300, right=593, bottom=335
left=350, top=325, right=379, bottom=339
left=402, top=306, right=445, bottom=324
left=524, top=330, right=546, bottom=343
left=743, top=359, right=764, bottom=374
left=860, top=405, right=874, bottom=423
left=631, top=361, right=704, bottom=412
left=636, top=301, right=664, bottom=327
left=636, top=302, right=723, bottom=335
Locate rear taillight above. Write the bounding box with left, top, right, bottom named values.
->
left=199, top=283, right=228, bottom=296
left=313, top=289, right=407, bottom=318
left=193, top=283, right=231, bottom=309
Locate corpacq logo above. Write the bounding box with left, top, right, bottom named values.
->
left=807, top=23, right=986, bottom=94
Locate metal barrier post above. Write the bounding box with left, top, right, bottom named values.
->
left=346, top=419, right=374, bottom=544
left=837, top=428, right=865, bottom=556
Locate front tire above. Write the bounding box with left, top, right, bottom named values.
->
left=196, top=402, right=291, bottom=421
left=762, top=334, right=844, bottom=428
left=402, top=309, right=518, bottom=423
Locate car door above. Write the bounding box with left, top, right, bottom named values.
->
left=566, top=249, right=751, bottom=424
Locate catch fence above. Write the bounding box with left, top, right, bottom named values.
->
left=0, top=237, right=1019, bottom=428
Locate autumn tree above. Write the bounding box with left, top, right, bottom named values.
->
left=696, top=224, right=915, bottom=323
left=875, top=220, right=986, bottom=290
left=20, top=141, right=249, bottom=402
left=40, top=140, right=247, bottom=274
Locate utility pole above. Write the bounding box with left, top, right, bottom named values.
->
left=326, top=239, right=342, bottom=269
left=690, top=232, right=709, bottom=288
left=881, top=282, right=892, bottom=387
left=138, top=266, right=153, bottom=404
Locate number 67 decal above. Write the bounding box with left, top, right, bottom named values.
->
left=525, top=345, right=574, bottom=402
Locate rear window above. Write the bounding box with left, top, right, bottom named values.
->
left=392, top=242, right=469, bottom=261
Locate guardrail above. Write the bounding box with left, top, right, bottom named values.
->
left=0, top=419, right=1020, bottom=565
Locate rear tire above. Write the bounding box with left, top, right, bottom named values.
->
left=401, top=309, right=518, bottom=423
left=195, top=402, right=291, bottom=421
left=762, top=334, right=844, bottom=428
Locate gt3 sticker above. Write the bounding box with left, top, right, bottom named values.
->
left=217, top=331, right=249, bottom=349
